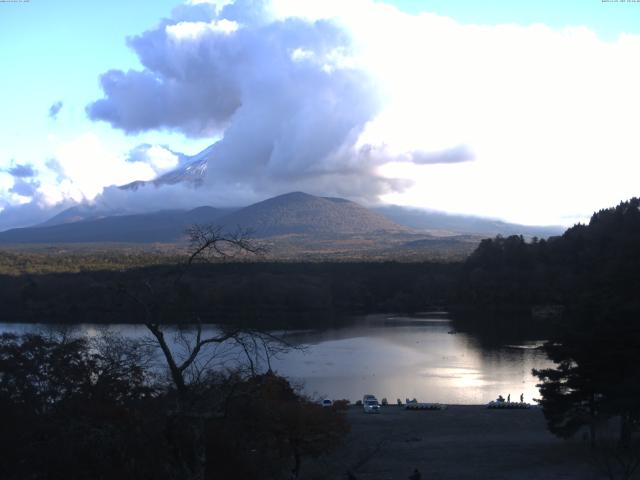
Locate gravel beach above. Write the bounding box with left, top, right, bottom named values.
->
left=302, top=405, right=600, bottom=480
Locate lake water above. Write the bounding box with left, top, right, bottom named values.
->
left=0, top=314, right=552, bottom=405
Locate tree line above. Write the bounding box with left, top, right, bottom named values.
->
left=461, top=198, right=640, bottom=474
left=1, top=260, right=460, bottom=327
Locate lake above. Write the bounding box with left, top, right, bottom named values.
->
left=0, top=314, right=552, bottom=405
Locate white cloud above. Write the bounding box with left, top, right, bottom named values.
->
left=166, top=19, right=239, bottom=40
left=45, top=134, right=156, bottom=204
left=264, top=1, right=640, bottom=224
left=3, top=0, right=640, bottom=229
left=0, top=172, right=14, bottom=209
left=127, top=144, right=181, bottom=173
left=187, top=0, right=233, bottom=8
left=349, top=7, right=640, bottom=225
left=290, top=47, right=314, bottom=62
left=146, top=145, right=180, bottom=171
left=0, top=172, right=13, bottom=190
left=85, top=0, right=397, bottom=204
left=0, top=134, right=170, bottom=229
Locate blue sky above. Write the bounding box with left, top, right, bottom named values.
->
left=0, top=0, right=202, bottom=160
left=1, top=0, right=640, bottom=227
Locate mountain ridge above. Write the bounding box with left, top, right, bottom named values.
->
left=0, top=208, right=228, bottom=244
left=0, top=192, right=562, bottom=248
left=0, top=192, right=407, bottom=244
left=376, top=205, right=563, bottom=237
left=218, top=191, right=408, bottom=236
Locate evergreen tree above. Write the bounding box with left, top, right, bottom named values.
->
left=534, top=309, right=640, bottom=445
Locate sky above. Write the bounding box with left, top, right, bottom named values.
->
left=1, top=0, right=639, bottom=229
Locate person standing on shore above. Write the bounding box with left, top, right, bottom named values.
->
left=520, top=393, right=524, bottom=403
left=507, top=394, right=511, bottom=403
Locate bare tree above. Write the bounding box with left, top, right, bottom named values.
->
left=120, top=225, right=281, bottom=393
left=118, top=224, right=293, bottom=480
left=183, top=225, right=265, bottom=270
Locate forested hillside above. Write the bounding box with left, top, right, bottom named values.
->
left=455, top=198, right=640, bottom=448
left=1, top=261, right=458, bottom=327
left=460, top=197, right=640, bottom=313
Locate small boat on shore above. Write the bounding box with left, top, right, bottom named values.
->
left=487, top=401, right=531, bottom=409
left=405, top=402, right=447, bottom=411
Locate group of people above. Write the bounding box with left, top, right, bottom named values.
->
left=496, top=393, right=524, bottom=403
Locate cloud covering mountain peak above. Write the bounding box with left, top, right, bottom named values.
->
left=86, top=0, right=401, bottom=204
left=5, top=0, right=637, bottom=230
left=0, top=0, right=478, bottom=230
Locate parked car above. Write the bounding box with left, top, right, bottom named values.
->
left=363, top=399, right=380, bottom=413
left=321, top=399, right=333, bottom=408
left=362, top=395, right=380, bottom=414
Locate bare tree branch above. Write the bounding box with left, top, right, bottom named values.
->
left=178, top=225, right=265, bottom=277
left=115, top=222, right=304, bottom=402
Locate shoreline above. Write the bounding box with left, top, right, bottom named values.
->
left=303, top=405, right=597, bottom=479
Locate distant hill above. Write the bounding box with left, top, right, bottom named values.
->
left=38, top=205, right=131, bottom=227
left=0, top=193, right=407, bottom=244
left=0, top=207, right=229, bottom=244
left=0, top=192, right=559, bottom=254
left=376, top=205, right=563, bottom=238
left=218, top=192, right=408, bottom=236
left=38, top=204, right=238, bottom=229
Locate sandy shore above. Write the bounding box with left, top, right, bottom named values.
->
left=302, top=405, right=601, bottom=480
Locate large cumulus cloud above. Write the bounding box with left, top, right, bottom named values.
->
left=86, top=0, right=424, bottom=203
left=2, top=0, right=479, bottom=231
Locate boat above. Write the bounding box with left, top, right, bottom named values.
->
left=405, top=402, right=447, bottom=411
left=486, top=401, right=531, bottom=409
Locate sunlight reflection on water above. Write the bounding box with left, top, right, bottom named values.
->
left=0, top=315, right=552, bottom=404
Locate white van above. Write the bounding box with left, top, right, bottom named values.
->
left=362, top=394, right=380, bottom=413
